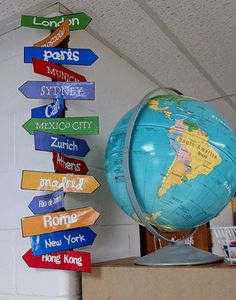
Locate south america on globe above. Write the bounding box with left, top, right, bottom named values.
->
left=105, top=95, right=236, bottom=232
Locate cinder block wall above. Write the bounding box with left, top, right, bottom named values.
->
left=0, top=26, right=156, bottom=298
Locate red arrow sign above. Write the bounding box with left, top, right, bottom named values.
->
left=53, top=150, right=88, bottom=174
left=32, top=58, right=87, bottom=82
left=22, top=249, right=91, bottom=272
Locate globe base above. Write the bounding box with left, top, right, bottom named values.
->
left=135, top=241, right=223, bottom=266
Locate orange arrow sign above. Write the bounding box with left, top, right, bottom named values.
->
left=21, top=170, right=100, bottom=193
left=34, top=19, right=70, bottom=47
left=21, top=207, right=100, bottom=237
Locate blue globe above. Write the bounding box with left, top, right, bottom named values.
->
left=105, top=95, right=236, bottom=232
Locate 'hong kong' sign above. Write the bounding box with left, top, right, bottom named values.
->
left=23, top=249, right=91, bottom=272
left=19, top=81, right=95, bottom=100
left=33, top=59, right=87, bottom=82
left=21, top=13, right=92, bottom=31
left=34, top=131, right=90, bottom=157
left=21, top=170, right=100, bottom=193
left=31, top=227, right=96, bottom=255
left=23, top=117, right=99, bottom=135
left=28, top=189, right=64, bottom=215
left=21, top=207, right=100, bottom=237
left=34, top=19, right=70, bottom=48
left=24, top=47, right=98, bottom=65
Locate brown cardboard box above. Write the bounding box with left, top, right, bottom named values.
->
left=82, top=258, right=236, bottom=300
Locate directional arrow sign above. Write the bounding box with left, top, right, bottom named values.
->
left=18, top=81, right=95, bottom=100
left=22, top=249, right=91, bottom=272
left=24, top=47, right=98, bottom=65
left=53, top=151, right=88, bottom=175
left=21, top=13, right=92, bottom=31
left=33, top=58, right=87, bottom=82
left=21, top=207, right=100, bottom=237
left=28, top=189, right=64, bottom=215
left=31, top=94, right=65, bottom=118
left=34, top=131, right=90, bottom=157
left=21, top=170, right=100, bottom=193
left=23, top=117, right=98, bottom=135
left=34, top=19, right=70, bottom=48
left=31, top=227, right=96, bottom=256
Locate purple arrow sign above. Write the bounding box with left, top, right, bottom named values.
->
left=31, top=227, right=97, bottom=256
left=34, top=131, right=90, bottom=157
left=19, top=81, right=95, bottom=100
left=28, top=189, right=64, bottom=215
left=32, top=93, right=65, bottom=118
left=24, top=47, right=98, bottom=65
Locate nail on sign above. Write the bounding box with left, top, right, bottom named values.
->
left=24, top=47, right=98, bottom=65
left=34, top=19, right=70, bottom=48
left=23, top=117, right=99, bottom=135
left=21, top=207, right=100, bottom=237
left=33, top=58, right=87, bottom=82
left=19, top=81, right=95, bottom=100
left=34, top=131, right=90, bottom=157
left=53, top=150, right=88, bottom=175
left=31, top=94, right=65, bottom=118
left=21, top=170, right=100, bottom=193
left=21, top=13, right=92, bottom=31
left=23, top=249, right=91, bottom=272
left=31, top=227, right=96, bottom=256
left=28, top=189, right=64, bottom=215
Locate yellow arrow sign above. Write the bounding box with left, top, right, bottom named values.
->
left=21, top=207, right=100, bottom=237
left=21, top=170, right=100, bottom=193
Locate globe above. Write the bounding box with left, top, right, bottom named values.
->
left=105, top=94, right=236, bottom=233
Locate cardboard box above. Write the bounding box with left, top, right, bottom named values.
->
left=82, top=258, right=236, bottom=300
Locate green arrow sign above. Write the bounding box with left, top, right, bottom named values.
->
left=22, top=117, right=99, bottom=135
left=21, top=13, right=92, bottom=31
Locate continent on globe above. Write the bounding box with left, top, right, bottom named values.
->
left=148, top=98, right=172, bottom=119
left=158, top=118, right=222, bottom=197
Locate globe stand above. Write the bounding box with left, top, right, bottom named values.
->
left=123, top=88, right=223, bottom=266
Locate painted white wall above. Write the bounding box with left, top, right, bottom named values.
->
left=0, top=25, right=156, bottom=299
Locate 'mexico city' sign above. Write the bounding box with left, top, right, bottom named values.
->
left=24, top=47, right=98, bottom=65
left=34, top=131, right=90, bottom=156
left=33, top=58, right=87, bottom=82
left=21, top=170, right=100, bottom=193
left=19, top=81, right=95, bottom=100
left=21, top=207, right=100, bottom=237
left=31, top=227, right=96, bottom=256
left=23, top=117, right=99, bottom=135
left=23, top=249, right=91, bottom=272
left=21, top=13, right=92, bottom=31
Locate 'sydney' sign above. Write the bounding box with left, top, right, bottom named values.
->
left=21, top=13, right=92, bottom=31
left=21, top=207, right=100, bottom=237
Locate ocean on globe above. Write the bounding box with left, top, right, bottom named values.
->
left=105, top=95, right=236, bottom=232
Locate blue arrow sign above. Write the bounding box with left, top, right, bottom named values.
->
left=31, top=227, right=97, bottom=256
left=24, top=47, right=98, bottom=65
left=18, top=81, right=95, bottom=100
left=28, top=189, right=64, bottom=215
left=32, top=93, right=65, bottom=118
left=34, top=131, right=90, bottom=157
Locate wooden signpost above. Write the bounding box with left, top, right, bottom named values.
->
left=21, top=207, right=100, bottom=237
left=53, top=151, right=89, bottom=175
left=31, top=94, right=65, bottom=118
left=18, top=81, right=95, bottom=100
left=31, top=227, right=96, bottom=255
left=24, top=47, right=98, bottom=65
left=34, top=131, right=90, bottom=156
left=21, top=13, right=92, bottom=31
left=28, top=189, right=64, bottom=215
left=33, top=59, right=87, bottom=82
left=22, top=249, right=91, bottom=272
left=21, top=170, right=100, bottom=193
left=23, top=117, right=99, bottom=135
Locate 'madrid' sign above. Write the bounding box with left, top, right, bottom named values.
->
left=21, top=13, right=92, bottom=31
left=21, top=207, right=100, bottom=237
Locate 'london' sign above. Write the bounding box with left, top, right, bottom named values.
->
left=21, top=13, right=92, bottom=31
